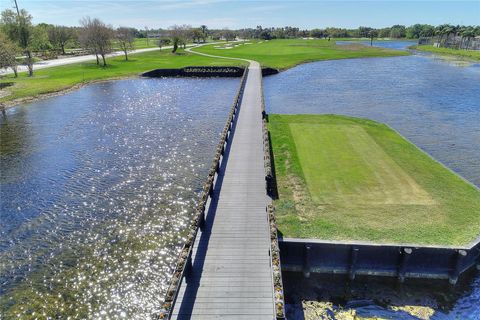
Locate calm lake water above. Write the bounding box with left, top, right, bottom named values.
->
left=265, top=41, right=480, bottom=319
left=0, top=77, right=239, bottom=318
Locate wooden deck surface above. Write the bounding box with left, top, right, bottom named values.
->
left=171, top=62, right=275, bottom=319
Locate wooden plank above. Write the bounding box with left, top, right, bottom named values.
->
left=172, top=316, right=272, bottom=320
left=177, top=297, right=274, bottom=303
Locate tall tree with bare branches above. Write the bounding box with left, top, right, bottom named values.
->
left=79, top=17, right=113, bottom=66
left=169, top=24, right=191, bottom=53
left=116, top=27, right=134, bottom=60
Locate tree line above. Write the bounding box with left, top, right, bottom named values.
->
left=0, top=7, right=215, bottom=76
left=0, top=9, right=139, bottom=75
left=1, top=6, right=479, bottom=77
left=238, top=24, right=480, bottom=41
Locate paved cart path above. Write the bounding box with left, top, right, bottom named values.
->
left=0, top=42, right=232, bottom=75
left=0, top=46, right=164, bottom=75
left=171, top=48, right=275, bottom=319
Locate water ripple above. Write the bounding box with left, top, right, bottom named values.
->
left=0, top=77, right=239, bottom=319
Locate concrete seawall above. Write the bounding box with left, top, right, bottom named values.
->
left=278, top=236, right=480, bottom=285
left=142, top=66, right=246, bottom=78
left=142, top=66, right=279, bottom=78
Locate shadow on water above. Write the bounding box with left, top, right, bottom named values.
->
left=284, top=269, right=480, bottom=320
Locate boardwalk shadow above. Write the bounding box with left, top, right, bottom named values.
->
left=267, top=130, right=279, bottom=200
left=174, top=97, right=242, bottom=320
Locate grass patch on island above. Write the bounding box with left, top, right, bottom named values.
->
left=269, top=114, right=480, bottom=246
left=0, top=48, right=245, bottom=105
left=193, top=39, right=409, bottom=69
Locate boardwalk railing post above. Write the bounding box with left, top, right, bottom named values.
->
left=199, top=210, right=205, bottom=231
left=450, top=249, right=467, bottom=285
left=303, top=244, right=311, bottom=278
left=349, top=247, right=359, bottom=280
left=398, top=247, right=412, bottom=283
left=185, top=254, right=193, bottom=279
left=208, top=181, right=214, bottom=197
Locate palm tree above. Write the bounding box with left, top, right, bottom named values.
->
left=461, top=27, right=475, bottom=50
left=435, top=24, right=454, bottom=48
left=443, top=25, right=454, bottom=47
left=368, top=30, right=378, bottom=46
left=451, top=25, right=461, bottom=48
left=200, top=25, right=208, bottom=42
left=434, top=25, right=445, bottom=46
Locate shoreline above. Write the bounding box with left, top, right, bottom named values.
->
left=409, top=45, right=480, bottom=61
left=1, top=39, right=408, bottom=109
left=0, top=41, right=236, bottom=109
left=0, top=75, right=139, bottom=110
left=0, top=55, right=404, bottom=110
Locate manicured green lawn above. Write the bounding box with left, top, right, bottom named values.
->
left=66, top=38, right=158, bottom=52
left=0, top=49, right=245, bottom=105
left=269, top=114, right=480, bottom=246
left=193, top=39, right=409, bottom=69
left=411, top=45, right=480, bottom=60
left=131, top=37, right=159, bottom=49
left=113, top=38, right=160, bottom=50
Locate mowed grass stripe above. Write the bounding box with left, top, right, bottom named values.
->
left=194, top=39, right=408, bottom=70
left=289, top=123, right=433, bottom=205
left=269, top=114, right=480, bottom=246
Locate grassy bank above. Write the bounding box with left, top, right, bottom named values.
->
left=193, top=39, right=409, bottom=69
left=411, top=45, right=480, bottom=60
left=130, top=38, right=159, bottom=49
left=269, top=114, right=480, bottom=246
left=64, top=38, right=158, bottom=53
left=0, top=49, right=245, bottom=105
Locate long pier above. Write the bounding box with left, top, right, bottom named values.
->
left=157, top=55, right=278, bottom=319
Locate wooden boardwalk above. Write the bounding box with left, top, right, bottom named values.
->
left=171, top=61, right=275, bottom=319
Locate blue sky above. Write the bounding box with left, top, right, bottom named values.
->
left=1, top=0, right=479, bottom=29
